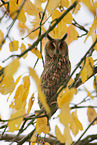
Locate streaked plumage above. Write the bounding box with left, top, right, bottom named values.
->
left=40, top=33, right=71, bottom=115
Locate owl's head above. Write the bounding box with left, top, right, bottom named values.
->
left=45, top=33, right=68, bottom=59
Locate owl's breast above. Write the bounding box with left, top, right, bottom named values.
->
left=41, top=57, right=71, bottom=91
left=40, top=57, right=71, bottom=114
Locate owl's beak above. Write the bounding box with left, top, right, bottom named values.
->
left=56, top=55, right=59, bottom=58
left=56, top=48, right=59, bottom=58
left=56, top=48, right=59, bottom=55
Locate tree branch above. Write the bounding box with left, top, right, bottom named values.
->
left=0, top=0, right=26, bottom=47
left=73, top=116, right=97, bottom=145
left=56, top=38, right=97, bottom=97
left=2, top=0, right=77, bottom=62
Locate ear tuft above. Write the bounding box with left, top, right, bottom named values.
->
left=61, top=33, right=68, bottom=41
left=47, top=34, right=54, bottom=41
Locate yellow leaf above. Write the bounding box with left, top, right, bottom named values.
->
left=34, top=0, right=43, bottom=11
left=52, top=22, right=67, bottom=39
left=23, top=76, right=30, bottom=90
left=52, top=9, right=61, bottom=21
left=0, top=76, right=15, bottom=95
left=80, top=57, right=94, bottom=83
left=40, top=0, right=47, bottom=2
left=63, top=126, right=72, bottom=145
left=91, top=29, right=97, bottom=50
left=91, top=32, right=97, bottom=50
left=9, top=0, right=21, bottom=13
left=60, top=0, right=69, bottom=8
left=57, top=78, right=73, bottom=94
left=9, top=0, right=26, bottom=23
left=18, top=10, right=26, bottom=24
left=67, top=25, right=78, bottom=45
left=31, top=48, right=42, bottom=59
left=81, top=0, right=97, bottom=16
left=67, top=78, right=73, bottom=87
left=15, top=75, right=22, bottom=86
left=57, top=88, right=77, bottom=108
left=47, top=0, right=60, bottom=14
left=18, top=22, right=38, bottom=39
left=51, top=10, right=70, bottom=38
left=31, top=143, right=36, bottom=145
left=0, top=30, right=4, bottom=49
left=11, top=76, right=30, bottom=110
left=29, top=67, right=50, bottom=114
left=55, top=125, right=65, bottom=143
left=55, top=125, right=72, bottom=145
left=93, top=75, right=97, bottom=91
left=9, top=40, right=19, bottom=52
left=8, top=108, right=25, bottom=132
left=85, top=57, right=94, bottom=76
left=70, top=110, right=83, bottom=136
left=20, top=43, right=27, bottom=58
left=87, top=106, right=97, bottom=125
left=51, top=22, right=67, bottom=39
left=30, top=131, right=37, bottom=142
left=85, top=18, right=97, bottom=42
left=22, top=76, right=30, bottom=104
left=71, top=0, right=81, bottom=14
left=27, top=94, right=35, bottom=114
left=13, top=84, right=25, bottom=110
left=58, top=88, right=77, bottom=127
left=4, top=58, right=20, bottom=77
left=36, top=116, right=50, bottom=134
left=24, top=0, right=39, bottom=15
left=64, top=12, right=73, bottom=24
left=80, top=67, right=87, bottom=83
left=84, top=87, right=94, bottom=99
left=59, top=104, right=71, bottom=126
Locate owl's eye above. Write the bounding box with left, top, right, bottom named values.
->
left=51, top=43, right=55, bottom=50
left=60, top=42, right=63, bottom=50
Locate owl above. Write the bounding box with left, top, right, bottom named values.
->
left=39, top=33, right=71, bottom=116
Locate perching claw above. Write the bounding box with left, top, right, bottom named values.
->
left=61, top=33, right=68, bottom=41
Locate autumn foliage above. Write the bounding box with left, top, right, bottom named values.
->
left=0, top=0, right=97, bottom=145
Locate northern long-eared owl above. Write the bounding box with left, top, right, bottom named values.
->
left=40, top=33, right=71, bottom=115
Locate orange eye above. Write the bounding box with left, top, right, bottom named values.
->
left=60, top=43, right=63, bottom=50
left=51, top=44, right=55, bottom=50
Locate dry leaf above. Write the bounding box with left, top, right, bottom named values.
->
left=20, top=43, right=27, bottom=58
left=31, top=48, right=42, bottom=59
left=93, top=75, right=97, bottom=91
left=57, top=88, right=77, bottom=108
left=70, top=110, right=83, bottom=136
left=29, top=67, right=50, bottom=114
left=67, top=25, right=79, bottom=45
left=36, top=116, right=50, bottom=134
left=87, top=106, right=97, bottom=125
left=85, top=18, right=97, bottom=42
left=80, top=57, right=94, bottom=83
left=0, top=76, right=15, bottom=95
left=27, top=93, right=35, bottom=114
left=55, top=125, right=65, bottom=143
left=4, top=58, right=20, bottom=77
left=9, top=40, right=19, bottom=52
left=8, top=108, right=25, bottom=132
left=84, top=87, right=94, bottom=99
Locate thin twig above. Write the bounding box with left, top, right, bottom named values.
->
left=71, top=105, right=97, bottom=110
left=3, top=1, right=77, bottom=62
left=0, top=0, right=26, bottom=48
left=72, top=18, right=88, bottom=33
left=58, top=38, right=97, bottom=94
left=34, top=0, right=49, bottom=68
left=73, top=116, right=97, bottom=145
